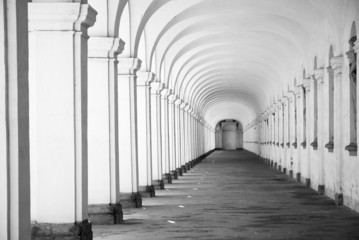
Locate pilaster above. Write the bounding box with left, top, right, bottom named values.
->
left=28, top=2, right=97, bottom=238
left=1, top=1, right=30, bottom=239
left=150, top=81, right=165, bottom=189
left=87, top=37, right=125, bottom=224
left=117, top=57, right=142, bottom=207
left=137, top=72, right=156, bottom=197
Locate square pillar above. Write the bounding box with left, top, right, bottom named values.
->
left=117, top=58, right=142, bottom=208
left=87, top=37, right=124, bottom=224
left=160, top=88, right=172, bottom=183
left=150, top=82, right=165, bottom=189
left=137, top=72, right=155, bottom=197
left=28, top=2, right=96, bottom=238
left=0, top=1, right=30, bottom=239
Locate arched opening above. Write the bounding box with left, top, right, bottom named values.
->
left=215, top=120, right=243, bottom=150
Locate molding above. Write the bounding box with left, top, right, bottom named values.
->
left=88, top=37, right=125, bottom=59
left=137, top=72, right=155, bottom=86
left=28, top=3, right=97, bottom=33
left=117, top=58, right=141, bottom=75
left=330, top=55, right=344, bottom=75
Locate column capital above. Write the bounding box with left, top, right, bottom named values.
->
left=180, top=102, right=188, bottom=110
left=184, top=105, right=191, bottom=112
left=150, top=81, right=164, bottom=94
left=295, top=85, right=302, bottom=98
left=303, top=78, right=311, bottom=91
left=353, top=40, right=359, bottom=53
left=174, top=98, right=183, bottom=106
left=313, top=68, right=324, bottom=84
left=168, top=94, right=178, bottom=104
left=160, top=88, right=172, bottom=99
left=88, top=37, right=125, bottom=59
left=118, top=58, right=141, bottom=75
left=330, top=55, right=343, bottom=75
left=28, top=3, right=97, bottom=34
left=137, top=72, right=155, bottom=86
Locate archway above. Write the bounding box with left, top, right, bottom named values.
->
left=215, top=120, right=243, bottom=150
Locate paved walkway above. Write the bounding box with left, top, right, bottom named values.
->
left=93, top=150, right=359, bottom=239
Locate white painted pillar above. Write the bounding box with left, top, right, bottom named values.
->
left=0, top=1, right=30, bottom=238
left=28, top=1, right=96, bottom=228
left=87, top=37, right=123, bottom=207
left=137, top=72, right=155, bottom=193
left=175, top=99, right=182, bottom=171
left=150, top=82, right=164, bottom=187
left=180, top=102, right=187, bottom=167
left=168, top=94, right=178, bottom=175
left=303, top=79, right=311, bottom=183
left=331, top=56, right=344, bottom=196
left=117, top=58, right=141, bottom=199
left=161, top=89, right=172, bottom=179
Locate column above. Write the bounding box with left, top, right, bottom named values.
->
left=117, top=58, right=142, bottom=208
left=331, top=56, right=344, bottom=204
left=29, top=1, right=96, bottom=237
left=174, top=99, right=183, bottom=175
left=302, top=78, right=311, bottom=186
left=137, top=72, right=155, bottom=197
left=28, top=2, right=96, bottom=238
left=180, top=102, right=188, bottom=171
left=168, top=94, right=178, bottom=179
left=87, top=37, right=124, bottom=224
left=0, top=1, right=30, bottom=238
left=150, top=82, right=165, bottom=189
left=160, top=88, right=172, bottom=183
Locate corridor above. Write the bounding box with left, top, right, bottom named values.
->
left=93, top=150, right=359, bottom=240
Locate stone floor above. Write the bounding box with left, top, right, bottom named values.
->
left=93, top=150, right=359, bottom=240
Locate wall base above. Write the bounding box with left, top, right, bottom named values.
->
left=176, top=168, right=183, bottom=176
left=318, top=185, right=325, bottom=195
left=305, top=178, right=311, bottom=188
left=88, top=203, right=123, bottom=225
left=139, top=185, right=156, bottom=198
left=152, top=179, right=165, bottom=190
left=31, top=219, right=92, bottom=240
left=120, top=193, right=142, bottom=208
left=296, top=173, right=301, bottom=182
left=335, top=193, right=343, bottom=206
left=170, top=170, right=178, bottom=180
left=163, top=173, right=172, bottom=184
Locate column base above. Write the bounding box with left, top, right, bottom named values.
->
left=152, top=179, right=165, bottom=190
left=88, top=203, right=123, bottom=225
left=270, top=160, right=274, bottom=167
left=176, top=168, right=183, bottom=176
left=139, top=185, right=156, bottom=198
left=274, top=162, right=277, bottom=169
left=163, top=173, right=172, bottom=184
left=283, top=168, right=286, bottom=174
left=185, top=163, right=191, bottom=170
left=31, top=219, right=92, bottom=240
left=120, top=193, right=142, bottom=208
left=278, top=165, right=281, bottom=172
left=335, top=193, right=343, bottom=205
left=318, top=185, right=325, bottom=195
left=296, top=172, right=301, bottom=182
left=305, top=178, right=311, bottom=188
left=170, top=170, right=178, bottom=180
left=181, top=165, right=188, bottom=173
left=289, top=170, right=293, bottom=179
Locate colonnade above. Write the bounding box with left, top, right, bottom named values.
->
left=243, top=32, right=359, bottom=213
left=0, top=2, right=215, bottom=239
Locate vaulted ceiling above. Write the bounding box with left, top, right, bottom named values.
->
left=89, top=0, right=358, bottom=128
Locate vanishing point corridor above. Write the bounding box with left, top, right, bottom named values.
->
left=93, top=150, right=359, bottom=240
